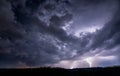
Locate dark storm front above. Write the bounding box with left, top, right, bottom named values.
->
left=0, top=0, right=120, bottom=68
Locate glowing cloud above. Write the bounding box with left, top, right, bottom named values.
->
left=82, top=55, right=117, bottom=68
left=74, top=25, right=102, bottom=37
left=51, top=51, right=118, bottom=69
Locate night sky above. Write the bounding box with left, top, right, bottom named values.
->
left=0, top=0, right=120, bottom=69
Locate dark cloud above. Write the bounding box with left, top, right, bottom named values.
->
left=0, top=0, right=120, bottom=68
left=0, top=0, right=76, bottom=68
left=89, top=1, right=120, bottom=50
left=68, top=0, right=118, bottom=34
left=26, top=0, right=46, bottom=12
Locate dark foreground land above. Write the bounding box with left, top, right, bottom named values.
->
left=0, top=67, right=120, bottom=75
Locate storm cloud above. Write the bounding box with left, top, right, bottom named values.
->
left=0, top=0, right=120, bottom=68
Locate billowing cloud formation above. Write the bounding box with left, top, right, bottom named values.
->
left=0, top=0, right=120, bottom=68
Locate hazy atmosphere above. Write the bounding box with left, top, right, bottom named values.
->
left=0, top=0, right=120, bottom=69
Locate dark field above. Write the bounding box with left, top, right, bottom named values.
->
left=0, top=66, right=120, bottom=75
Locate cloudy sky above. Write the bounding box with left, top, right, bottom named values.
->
left=0, top=0, right=120, bottom=69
